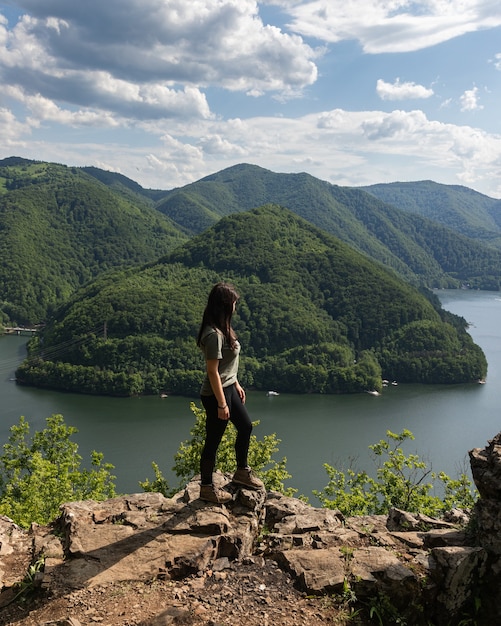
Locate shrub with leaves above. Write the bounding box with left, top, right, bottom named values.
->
left=0, top=414, right=116, bottom=527
left=141, top=401, right=295, bottom=496
left=314, top=429, right=477, bottom=517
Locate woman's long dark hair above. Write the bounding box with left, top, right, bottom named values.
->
left=197, top=282, right=239, bottom=349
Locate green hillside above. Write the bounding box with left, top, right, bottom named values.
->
left=17, top=205, right=487, bottom=396
left=0, top=158, right=187, bottom=324
left=362, top=180, right=501, bottom=249
left=154, top=164, right=501, bottom=290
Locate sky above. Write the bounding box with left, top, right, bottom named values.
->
left=0, top=1, right=500, bottom=198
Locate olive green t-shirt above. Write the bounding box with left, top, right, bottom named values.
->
left=199, top=326, right=240, bottom=396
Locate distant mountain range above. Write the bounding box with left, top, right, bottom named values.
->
left=1, top=157, right=500, bottom=328
left=361, top=180, right=501, bottom=249
left=147, top=163, right=501, bottom=289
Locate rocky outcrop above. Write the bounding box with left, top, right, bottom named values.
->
left=54, top=477, right=265, bottom=588
left=3, top=434, right=501, bottom=625
left=469, top=432, right=501, bottom=553
left=468, top=432, right=501, bottom=619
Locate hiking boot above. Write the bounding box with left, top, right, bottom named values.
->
left=199, top=484, right=233, bottom=504
left=232, top=467, right=265, bottom=491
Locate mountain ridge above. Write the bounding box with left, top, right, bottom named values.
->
left=0, top=158, right=187, bottom=324
left=362, top=179, right=501, bottom=248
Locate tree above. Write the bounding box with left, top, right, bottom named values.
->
left=0, top=414, right=116, bottom=527
left=140, top=402, right=295, bottom=496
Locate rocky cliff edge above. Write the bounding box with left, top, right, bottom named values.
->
left=2, top=433, right=501, bottom=626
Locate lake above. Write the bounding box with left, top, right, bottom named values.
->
left=1, top=289, right=500, bottom=500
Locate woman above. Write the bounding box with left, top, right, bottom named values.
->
left=197, top=282, right=264, bottom=503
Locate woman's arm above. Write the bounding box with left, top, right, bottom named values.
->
left=235, top=380, right=246, bottom=404
left=206, top=359, right=230, bottom=420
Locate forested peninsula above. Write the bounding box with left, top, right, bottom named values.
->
left=16, top=205, right=487, bottom=396
left=1, top=157, right=495, bottom=396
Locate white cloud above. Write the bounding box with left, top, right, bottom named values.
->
left=361, top=109, right=430, bottom=139
left=0, top=14, right=50, bottom=70
left=278, top=0, right=501, bottom=53
left=3, top=104, right=500, bottom=196
left=24, top=94, right=122, bottom=128
left=493, top=52, right=501, bottom=70
left=0, top=0, right=318, bottom=118
left=376, top=78, right=434, bottom=100
left=199, top=134, right=249, bottom=157
left=460, top=86, right=484, bottom=111
left=108, top=107, right=501, bottom=195
left=0, top=105, right=31, bottom=142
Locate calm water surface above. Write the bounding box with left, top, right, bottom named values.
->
left=1, top=290, right=500, bottom=499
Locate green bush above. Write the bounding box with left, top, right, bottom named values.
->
left=314, top=429, right=477, bottom=517
left=0, top=414, right=116, bottom=527
left=140, top=402, right=295, bottom=496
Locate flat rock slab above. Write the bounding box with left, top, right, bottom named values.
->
left=276, top=546, right=346, bottom=593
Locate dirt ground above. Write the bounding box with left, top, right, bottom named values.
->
left=0, top=557, right=369, bottom=626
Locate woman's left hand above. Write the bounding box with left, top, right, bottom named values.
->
left=236, top=382, right=246, bottom=404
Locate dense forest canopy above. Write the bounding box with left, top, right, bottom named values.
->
left=362, top=180, right=501, bottom=249
left=16, top=205, right=487, bottom=396
left=0, top=158, right=186, bottom=325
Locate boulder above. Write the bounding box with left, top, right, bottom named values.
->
left=275, top=546, right=346, bottom=593
left=468, top=433, right=501, bottom=620
left=470, top=434, right=501, bottom=555
left=0, top=516, right=34, bottom=589
left=431, top=546, right=487, bottom=614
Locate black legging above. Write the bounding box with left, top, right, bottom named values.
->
left=200, top=383, right=253, bottom=485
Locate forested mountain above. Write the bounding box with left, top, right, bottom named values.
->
left=2, top=158, right=501, bottom=330
left=153, top=164, right=501, bottom=290
left=0, top=158, right=187, bottom=324
left=2, top=156, right=501, bottom=333
left=361, top=180, right=501, bottom=249
left=17, top=205, right=487, bottom=396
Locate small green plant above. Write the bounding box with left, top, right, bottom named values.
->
left=456, top=596, right=482, bottom=625
left=367, top=591, right=408, bottom=626
left=326, top=577, right=362, bottom=625
left=341, top=576, right=357, bottom=604
left=9, top=556, right=45, bottom=605
left=139, top=461, right=170, bottom=496
left=256, top=524, right=271, bottom=544
left=340, top=545, right=355, bottom=563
